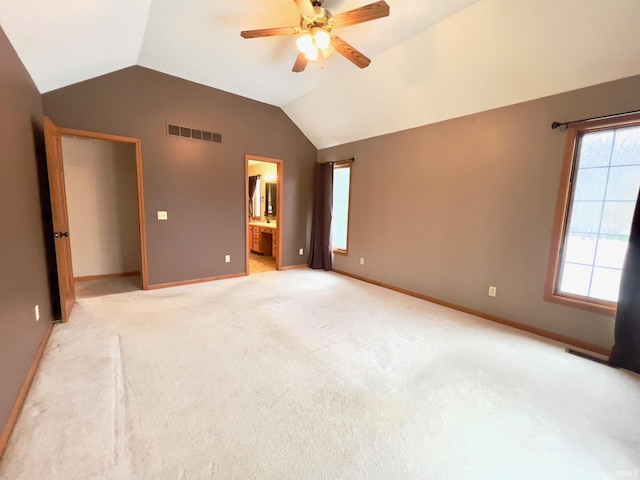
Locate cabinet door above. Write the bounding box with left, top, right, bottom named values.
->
left=272, top=230, right=278, bottom=259
left=261, top=232, right=273, bottom=256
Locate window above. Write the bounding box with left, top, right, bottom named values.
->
left=546, top=115, right=640, bottom=315
left=252, top=177, right=261, bottom=219
left=331, top=162, right=352, bottom=254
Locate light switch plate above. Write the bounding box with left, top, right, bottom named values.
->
left=157, top=211, right=168, bottom=220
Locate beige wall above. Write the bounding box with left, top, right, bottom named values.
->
left=62, top=136, right=140, bottom=277
left=319, top=75, right=640, bottom=350
left=248, top=161, right=278, bottom=221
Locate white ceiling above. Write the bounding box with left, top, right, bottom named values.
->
left=1, top=0, right=639, bottom=149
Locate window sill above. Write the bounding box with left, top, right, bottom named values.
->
left=544, top=291, right=616, bottom=317
left=333, top=249, right=348, bottom=256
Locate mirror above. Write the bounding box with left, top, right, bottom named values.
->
left=265, top=182, right=277, bottom=218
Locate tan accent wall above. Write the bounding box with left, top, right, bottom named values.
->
left=0, top=26, right=53, bottom=433
left=43, top=67, right=316, bottom=285
left=319, top=75, right=640, bottom=350
left=62, top=136, right=140, bottom=277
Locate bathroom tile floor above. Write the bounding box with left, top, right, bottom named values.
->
left=249, top=252, right=276, bottom=274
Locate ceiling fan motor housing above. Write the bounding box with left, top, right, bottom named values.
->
left=301, top=7, right=332, bottom=30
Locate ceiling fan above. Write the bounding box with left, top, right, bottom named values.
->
left=240, top=0, right=390, bottom=73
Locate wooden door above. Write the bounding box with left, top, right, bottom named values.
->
left=44, top=117, right=76, bottom=322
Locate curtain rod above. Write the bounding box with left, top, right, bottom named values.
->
left=551, top=109, right=640, bottom=130
left=328, top=157, right=355, bottom=165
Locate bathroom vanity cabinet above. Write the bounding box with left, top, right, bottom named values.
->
left=248, top=223, right=277, bottom=258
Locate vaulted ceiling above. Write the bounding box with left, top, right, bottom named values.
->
left=1, top=0, right=639, bottom=149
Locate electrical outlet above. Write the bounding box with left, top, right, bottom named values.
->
left=225, top=255, right=231, bottom=263
left=360, top=258, right=365, bottom=265
left=488, top=286, right=497, bottom=297
left=299, top=248, right=304, bottom=255
left=157, top=211, right=168, bottom=220
left=35, top=305, right=40, bottom=321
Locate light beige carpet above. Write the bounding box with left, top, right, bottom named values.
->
left=1, top=270, right=639, bottom=479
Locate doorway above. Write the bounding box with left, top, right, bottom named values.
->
left=61, top=134, right=144, bottom=298
left=60, top=131, right=147, bottom=296
left=48, top=123, right=147, bottom=315
left=245, top=155, right=283, bottom=275
left=44, top=119, right=148, bottom=320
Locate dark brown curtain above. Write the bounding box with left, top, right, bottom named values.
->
left=308, top=163, right=333, bottom=270
left=248, top=175, right=258, bottom=217
left=610, top=191, right=640, bottom=373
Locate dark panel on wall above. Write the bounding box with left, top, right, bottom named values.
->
left=0, top=26, right=53, bottom=433
left=319, top=75, right=640, bottom=350
left=42, top=67, right=316, bottom=285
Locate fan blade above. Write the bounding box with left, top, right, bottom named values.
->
left=293, top=0, right=316, bottom=18
left=332, top=36, right=371, bottom=68
left=331, top=1, right=390, bottom=28
left=292, top=53, right=308, bottom=73
left=241, top=26, right=299, bottom=39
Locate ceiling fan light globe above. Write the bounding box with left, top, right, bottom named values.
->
left=304, top=47, right=319, bottom=62
left=296, top=34, right=314, bottom=54
left=321, top=44, right=335, bottom=59
left=314, top=30, right=331, bottom=50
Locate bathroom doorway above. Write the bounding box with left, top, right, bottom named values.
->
left=245, top=155, right=283, bottom=275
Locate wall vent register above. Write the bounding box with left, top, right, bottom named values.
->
left=167, top=123, right=222, bottom=143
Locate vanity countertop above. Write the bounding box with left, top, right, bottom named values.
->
left=249, top=222, right=277, bottom=229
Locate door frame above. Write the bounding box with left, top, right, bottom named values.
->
left=58, top=126, right=150, bottom=290
left=245, top=155, right=283, bottom=274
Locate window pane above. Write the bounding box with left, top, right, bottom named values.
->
left=563, top=233, right=596, bottom=265
left=573, top=167, right=607, bottom=201
left=600, top=201, right=635, bottom=235
left=559, top=263, right=592, bottom=297
left=567, top=201, right=602, bottom=234
left=577, top=130, right=614, bottom=168
left=331, top=167, right=351, bottom=251
left=611, top=126, right=640, bottom=166
left=589, top=267, right=622, bottom=302
left=594, top=236, right=628, bottom=269
left=605, top=166, right=640, bottom=201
